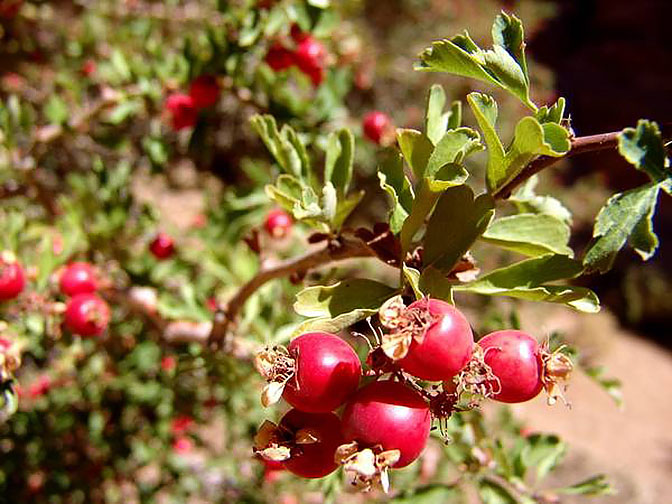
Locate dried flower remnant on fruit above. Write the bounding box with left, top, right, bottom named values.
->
left=254, top=346, right=296, bottom=407
left=378, top=296, right=436, bottom=360
left=253, top=420, right=292, bottom=462
left=336, top=441, right=400, bottom=493
left=540, top=344, right=574, bottom=406
left=455, top=345, right=501, bottom=401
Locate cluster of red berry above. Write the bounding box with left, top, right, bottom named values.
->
left=265, top=26, right=329, bottom=87
left=58, top=262, right=110, bottom=337
left=253, top=298, right=572, bottom=490
left=165, top=75, right=221, bottom=131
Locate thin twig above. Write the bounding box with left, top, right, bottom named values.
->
left=208, top=237, right=376, bottom=348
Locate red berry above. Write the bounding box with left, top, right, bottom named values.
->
left=161, top=355, right=176, bottom=372
left=172, top=437, right=193, bottom=454
left=279, top=409, right=344, bottom=478
left=165, top=93, right=197, bottom=131
left=0, top=0, right=22, bottom=18
left=477, top=330, right=543, bottom=403
left=171, top=415, right=194, bottom=435
left=81, top=59, right=96, bottom=77
left=28, top=375, right=51, bottom=398
left=264, top=209, right=293, bottom=239
left=59, top=262, right=98, bottom=297
left=265, top=43, right=295, bottom=72
left=0, top=338, right=11, bottom=352
left=0, top=253, right=25, bottom=301
left=294, top=36, right=327, bottom=77
left=283, top=332, right=361, bottom=413
left=397, top=299, right=474, bottom=382
left=341, top=380, right=431, bottom=468
left=188, top=75, right=220, bottom=109
left=64, top=293, right=110, bottom=337
left=289, top=24, right=309, bottom=43
left=362, top=111, right=393, bottom=145
left=149, top=232, right=176, bottom=259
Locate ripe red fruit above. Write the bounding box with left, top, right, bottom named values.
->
left=265, top=43, right=295, bottom=72
left=0, top=253, right=25, bottom=301
left=165, top=93, right=198, bottom=131
left=294, top=36, right=327, bottom=82
left=279, top=409, right=344, bottom=478
left=81, top=59, right=96, bottom=77
left=362, top=111, right=393, bottom=145
left=283, top=332, right=361, bottom=413
left=149, top=232, right=176, bottom=259
left=64, top=293, right=110, bottom=337
left=188, top=75, right=220, bottom=109
left=264, top=209, right=293, bottom=239
left=477, top=330, right=543, bottom=403
left=397, top=299, right=473, bottom=382
left=172, top=437, right=194, bottom=454
left=341, top=380, right=431, bottom=468
left=59, top=262, right=98, bottom=297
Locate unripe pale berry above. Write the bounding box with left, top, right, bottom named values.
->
left=59, top=262, right=98, bottom=297
left=64, top=293, right=110, bottom=337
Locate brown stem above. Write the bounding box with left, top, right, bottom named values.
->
left=208, top=237, right=376, bottom=348
left=493, top=131, right=621, bottom=199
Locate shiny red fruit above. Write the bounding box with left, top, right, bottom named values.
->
left=341, top=380, right=431, bottom=468
left=477, top=330, right=543, bottom=403
left=398, top=299, right=474, bottom=382
left=149, top=233, right=176, bottom=259
left=283, top=332, right=361, bottom=413
left=362, top=111, right=393, bottom=145
left=294, top=36, right=327, bottom=76
left=265, top=43, right=295, bottom=72
left=0, top=254, right=25, bottom=301
left=165, top=93, right=197, bottom=131
left=279, top=409, right=344, bottom=478
left=59, top=262, right=98, bottom=297
left=264, top=209, right=292, bottom=239
left=189, top=75, right=220, bottom=109
left=64, top=293, right=110, bottom=337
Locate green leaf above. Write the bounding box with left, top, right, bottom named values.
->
left=111, top=49, right=132, bottom=81
left=44, top=96, right=69, bottom=125
left=332, top=190, right=364, bottom=230
left=467, top=93, right=505, bottom=181
left=399, top=180, right=441, bottom=253
left=425, top=84, right=448, bottom=145
left=583, top=365, right=623, bottom=408
left=555, top=474, right=614, bottom=496
left=425, top=164, right=470, bottom=192
left=324, top=128, right=354, bottom=195
left=425, top=128, right=482, bottom=177
left=455, top=255, right=600, bottom=312
left=509, top=176, right=572, bottom=224
left=489, top=116, right=570, bottom=193
left=397, top=128, right=434, bottom=179
left=251, top=114, right=311, bottom=179
left=516, top=434, right=566, bottom=481
left=403, top=265, right=423, bottom=300
left=265, top=174, right=326, bottom=229
left=419, top=266, right=454, bottom=303
left=293, top=279, right=397, bottom=335
left=583, top=182, right=662, bottom=273
left=416, top=13, right=535, bottom=110
left=478, top=479, right=518, bottom=504
left=481, top=213, right=573, bottom=257
left=392, top=484, right=462, bottom=503
left=379, top=153, right=414, bottom=234
left=423, top=185, right=495, bottom=273
left=618, top=119, right=670, bottom=183
left=535, top=97, right=566, bottom=124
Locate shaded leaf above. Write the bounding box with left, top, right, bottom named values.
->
left=509, top=176, right=572, bottom=224
left=425, top=127, right=482, bottom=177
left=555, top=474, right=615, bottom=496
left=378, top=153, right=414, bottom=234
left=423, top=185, right=495, bottom=273
left=478, top=479, right=518, bottom=504
left=455, top=254, right=600, bottom=312
left=481, top=213, right=573, bottom=257
left=516, top=434, right=566, bottom=482
left=467, top=92, right=505, bottom=182
left=419, top=266, right=455, bottom=303
left=618, top=119, right=670, bottom=183
left=325, top=128, right=354, bottom=195
left=583, top=182, right=661, bottom=273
